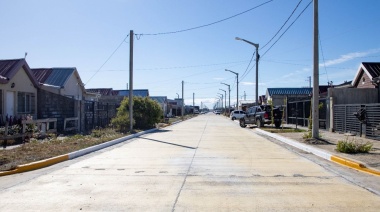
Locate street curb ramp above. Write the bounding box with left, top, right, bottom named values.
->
left=0, top=128, right=158, bottom=177
left=255, top=128, right=380, bottom=177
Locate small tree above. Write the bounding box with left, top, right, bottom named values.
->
left=111, top=99, right=134, bottom=133
left=112, top=96, right=163, bottom=131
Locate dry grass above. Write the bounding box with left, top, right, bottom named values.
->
left=261, top=127, right=305, bottom=133
left=0, top=128, right=126, bottom=171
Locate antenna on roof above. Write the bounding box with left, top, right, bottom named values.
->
left=24, top=52, right=28, bottom=59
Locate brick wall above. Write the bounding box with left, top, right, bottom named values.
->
left=37, top=89, right=76, bottom=133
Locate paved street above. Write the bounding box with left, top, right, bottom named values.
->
left=1, top=114, right=379, bottom=211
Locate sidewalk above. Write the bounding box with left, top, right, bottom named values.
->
left=260, top=124, right=380, bottom=176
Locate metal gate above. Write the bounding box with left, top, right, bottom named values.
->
left=83, top=101, right=119, bottom=133
left=334, top=103, right=380, bottom=140
left=365, top=104, right=380, bottom=140
left=287, top=98, right=327, bottom=129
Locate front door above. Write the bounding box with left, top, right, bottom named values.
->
left=5, top=91, right=15, bottom=117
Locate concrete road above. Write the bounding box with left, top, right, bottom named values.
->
left=0, top=114, right=379, bottom=211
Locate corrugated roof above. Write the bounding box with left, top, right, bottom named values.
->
left=0, top=59, right=20, bottom=79
left=31, top=68, right=75, bottom=87
left=0, top=58, right=39, bottom=86
left=150, top=96, right=167, bottom=104
left=114, top=89, right=149, bottom=97
left=86, top=88, right=114, bottom=96
left=267, top=88, right=312, bottom=96
left=352, top=62, right=380, bottom=87
left=362, top=62, right=380, bottom=78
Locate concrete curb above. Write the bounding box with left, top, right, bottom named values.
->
left=0, top=128, right=158, bottom=177
left=255, top=128, right=380, bottom=177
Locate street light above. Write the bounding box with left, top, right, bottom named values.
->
left=219, top=89, right=226, bottom=113
left=217, top=93, right=224, bottom=112
left=225, top=69, right=239, bottom=110
left=235, top=37, right=259, bottom=106
left=221, top=83, right=230, bottom=112
left=176, top=93, right=179, bottom=99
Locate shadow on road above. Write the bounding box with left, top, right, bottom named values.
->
left=140, top=137, right=196, bottom=149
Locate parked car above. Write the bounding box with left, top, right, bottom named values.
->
left=214, top=110, right=221, bottom=115
left=229, top=110, right=246, bottom=120
left=239, top=105, right=282, bottom=128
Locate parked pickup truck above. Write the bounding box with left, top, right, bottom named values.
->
left=239, top=105, right=283, bottom=128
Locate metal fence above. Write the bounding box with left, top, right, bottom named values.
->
left=334, top=103, right=380, bottom=140
left=287, top=98, right=327, bottom=129
left=84, top=101, right=119, bottom=133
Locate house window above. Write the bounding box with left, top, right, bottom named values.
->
left=17, top=92, right=35, bottom=113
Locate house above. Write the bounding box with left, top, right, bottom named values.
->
left=266, top=88, right=313, bottom=106
left=31, top=67, right=86, bottom=100
left=113, top=89, right=149, bottom=97
left=150, top=96, right=168, bottom=117
left=352, top=62, right=380, bottom=88
left=0, top=59, right=39, bottom=122
left=86, top=88, right=150, bottom=105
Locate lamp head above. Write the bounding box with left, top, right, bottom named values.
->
left=235, top=37, right=242, bottom=40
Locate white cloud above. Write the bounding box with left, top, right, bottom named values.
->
left=321, top=49, right=380, bottom=67
left=241, top=82, right=255, bottom=85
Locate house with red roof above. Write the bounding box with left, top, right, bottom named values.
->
left=0, top=59, right=39, bottom=121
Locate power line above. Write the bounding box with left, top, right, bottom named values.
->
left=261, top=0, right=312, bottom=58
left=238, top=0, right=304, bottom=83
left=240, top=51, right=255, bottom=81
left=135, top=0, right=273, bottom=36
left=319, top=33, right=330, bottom=84
left=85, top=35, right=129, bottom=85
left=261, top=0, right=303, bottom=50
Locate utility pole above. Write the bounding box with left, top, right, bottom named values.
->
left=244, top=91, right=246, bottom=101
left=225, top=69, right=239, bottom=110
left=312, top=0, right=319, bottom=139
left=182, top=80, right=184, bottom=120
left=306, top=76, right=311, bottom=88
left=129, top=30, right=134, bottom=132
left=221, top=83, right=230, bottom=113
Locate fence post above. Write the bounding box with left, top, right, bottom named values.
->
left=329, top=97, right=334, bottom=132
left=92, top=101, right=95, bottom=130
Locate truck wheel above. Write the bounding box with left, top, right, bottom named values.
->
left=256, top=119, right=263, bottom=128
left=275, top=121, right=281, bottom=128
left=240, top=119, right=247, bottom=128
left=232, top=117, right=236, bottom=120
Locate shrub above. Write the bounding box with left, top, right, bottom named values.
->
left=336, top=137, right=373, bottom=153
left=112, top=96, right=162, bottom=131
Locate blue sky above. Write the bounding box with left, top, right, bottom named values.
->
left=1, top=0, right=379, bottom=109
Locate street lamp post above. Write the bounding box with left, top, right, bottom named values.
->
left=221, top=83, right=230, bottom=113
left=217, top=93, right=224, bottom=112
left=235, top=37, right=259, bottom=105
left=225, top=69, right=239, bottom=110
left=219, top=89, right=226, bottom=113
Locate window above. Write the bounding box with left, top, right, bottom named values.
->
left=17, top=92, right=35, bottom=113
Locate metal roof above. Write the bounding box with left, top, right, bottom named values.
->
left=352, top=62, right=380, bottom=87
left=0, top=59, right=19, bottom=78
left=362, top=62, right=380, bottom=78
left=267, top=88, right=312, bottom=96
left=0, top=58, right=39, bottom=86
left=114, top=89, right=149, bottom=97
left=86, top=88, right=114, bottom=96
left=150, top=96, right=167, bottom=104
left=31, top=68, right=75, bottom=87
